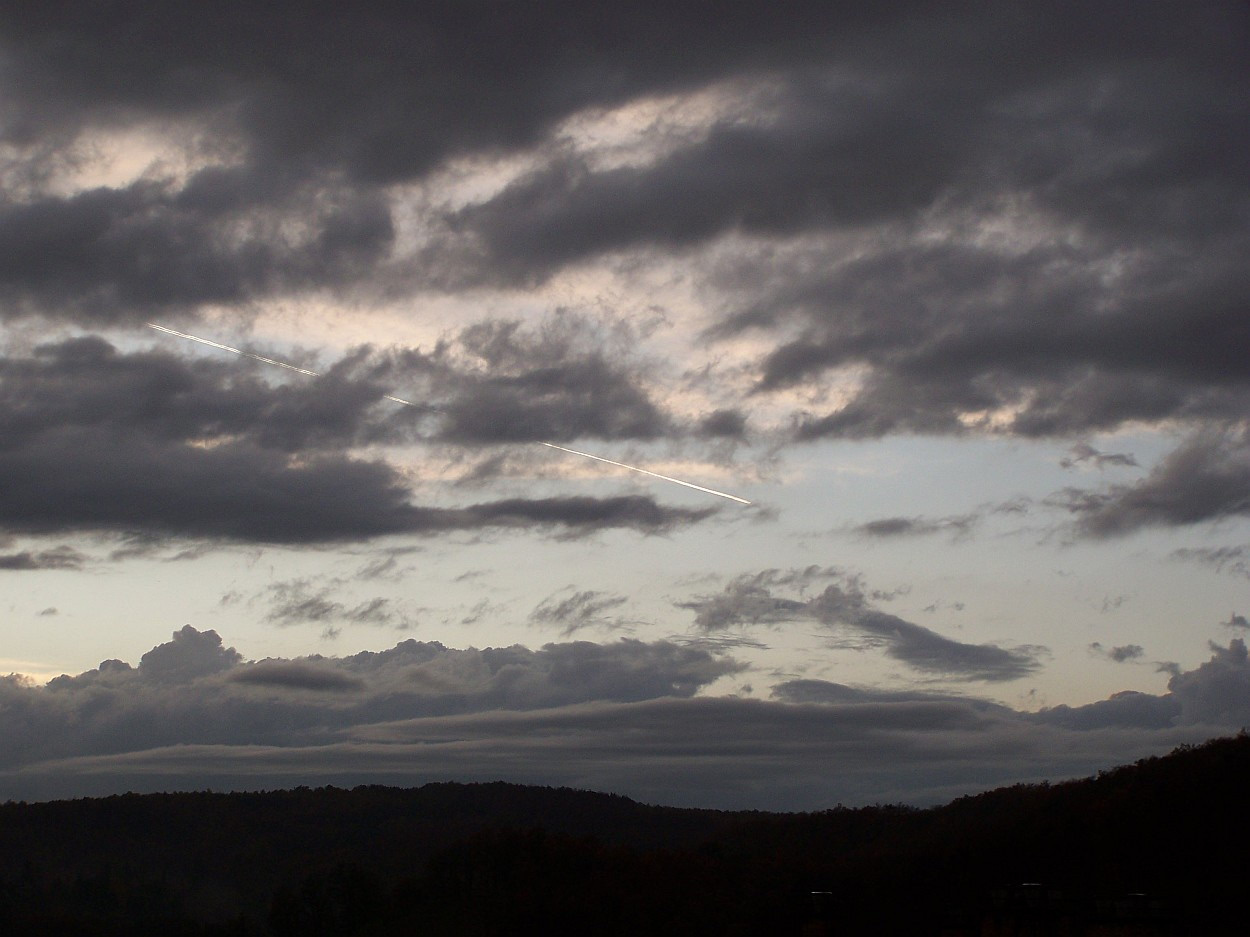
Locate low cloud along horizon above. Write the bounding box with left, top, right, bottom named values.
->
left=3, top=624, right=1247, bottom=810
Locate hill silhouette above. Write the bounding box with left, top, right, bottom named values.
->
left=1, top=733, right=1246, bottom=935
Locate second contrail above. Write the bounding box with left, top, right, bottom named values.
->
left=146, top=323, right=752, bottom=505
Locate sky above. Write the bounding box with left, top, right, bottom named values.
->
left=1, top=1, right=1248, bottom=810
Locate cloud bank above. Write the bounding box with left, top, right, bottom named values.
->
left=2, top=626, right=1246, bottom=809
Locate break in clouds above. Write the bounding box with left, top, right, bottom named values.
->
left=1, top=625, right=1247, bottom=808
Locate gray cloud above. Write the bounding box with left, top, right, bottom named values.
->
left=0, top=3, right=1242, bottom=472
left=137, top=625, right=242, bottom=684
left=1060, top=442, right=1139, bottom=470
left=0, top=544, right=84, bottom=570
left=1172, top=544, right=1250, bottom=580
left=2, top=627, right=741, bottom=778
left=530, top=589, right=631, bottom=636
left=0, top=2, right=912, bottom=324
left=850, top=497, right=1031, bottom=542
left=1055, top=426, right=1250, bottom=538
left=378, top=315, right=672, bottom=446
left=808, top=583, right=1041, bottom=682
left=263, top=579, right=412, bottom=630
left=229, top=660, right=364, bottom=692
left=0, top=177, right=395, bottom=323
left=680, top=568, right=1041, bottom=681
left=2, top=629, right=1246, bottom=809
left=1090, top=642, right=1144, bottom=663
left=1168, top=638, right=1250, bottom=727
left=853, top=514, right=977, bottom=540
left=0, top=337, right=717, bottom=544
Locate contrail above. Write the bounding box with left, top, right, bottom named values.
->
left=538, top=442, right=752, bottom=505
left=146, top=323, right=415, bottom=406
left=146, top=323, right=752, bottom=505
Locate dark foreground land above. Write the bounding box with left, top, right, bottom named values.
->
left=1, top=734, right=1247, bottom=936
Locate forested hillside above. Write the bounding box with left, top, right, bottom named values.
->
left=2, top=734, right=1246, bottom=935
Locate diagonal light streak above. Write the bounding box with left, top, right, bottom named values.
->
left=538, top=442, right=752, bottom=505
left=146, top=323, right=415, bottom=405
left=146, top=323, right=752, bottom=504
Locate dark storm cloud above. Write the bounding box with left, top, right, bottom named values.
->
left=0, top=337, right=716, bottom=544
left=765, top=243, right=1250, bottom=441
left=0, top=2, right=873, bottom=182
left=2, top=629, right=1247, bottom=809
left=1054, top=427, right=1250, bottom=538
left=7, top=322, right=673, bottom=453
left=680, top=568, right=1040, bottom=681
left=653, top=3, right=1248, bottom=446
left=0, top=335, right=404, bottom=454
left=0, top=178, right=395, bottom=322
left=390, top=3, right=1250, bottom=455
left=0, top=2, right=1242, bottom=476
left=439, top=2, right=1247, bottom=279
left=366, top=316, right=671, bottom=446
left=0, top=1, right=911, bottom=323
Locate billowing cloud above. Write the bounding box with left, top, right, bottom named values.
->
left=1, top=628, right=1245, bottom=809
left=680, top=568, right=1041, bottom=681
left=1167, top=638, right=1250, bottom=727
left=1, top=627, right=741, bottom=777
left=137, top=624, right=242, bottom=683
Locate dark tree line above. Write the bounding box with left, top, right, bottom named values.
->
left=2, top=734, right=1247, bottom=935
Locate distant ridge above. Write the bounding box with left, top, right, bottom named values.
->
left=2, top=734, right=1246, bottom=935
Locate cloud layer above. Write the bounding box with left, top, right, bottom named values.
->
left=0, top=337, right=715, bottom=543
left=2, top=626, right=1245, bottom=809
left=1, top=3, right=1247, bottom=544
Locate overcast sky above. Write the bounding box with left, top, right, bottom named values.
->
left=1, top=1, right=1248, bottom=809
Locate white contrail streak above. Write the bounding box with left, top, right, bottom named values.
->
left=146, top=323, right=416, bottom=406
left=146, top=323, right=752, bottom=505
left=538, top=442, right=752, bottom=505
